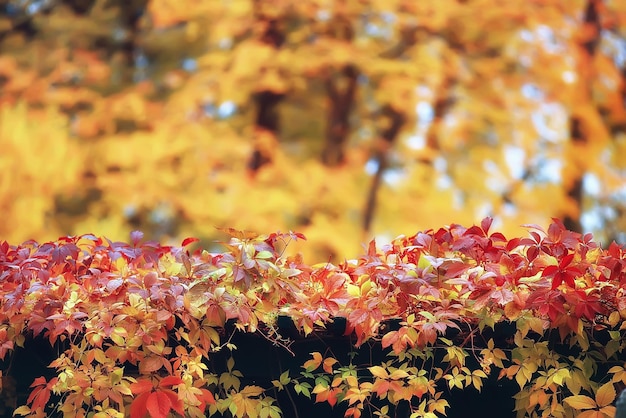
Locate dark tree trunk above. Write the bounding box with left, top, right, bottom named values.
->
left=425, top=75, right=456, bottom=152
left=248, top=90, right=285, bottom=172
left=120, top=1, right=148, bottom=78
left=363, top=106, right=406, bottom=233
left=320, top=13, right=358, bottom=167
left=563, top=0, right=601, bottom=233
left=563, top=118, right=586, bottom=232
left=321, top=65, right=359, bottom=166
left=247, top=12, right=286, bottom=174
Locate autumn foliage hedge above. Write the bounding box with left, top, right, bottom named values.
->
left=1, top=218, right=626, bottom=418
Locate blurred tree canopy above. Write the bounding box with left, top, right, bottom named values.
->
left=0, top=0, right=625, bottom=260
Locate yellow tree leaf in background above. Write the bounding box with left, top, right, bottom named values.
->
left=0, top=0, right=624, bottom=259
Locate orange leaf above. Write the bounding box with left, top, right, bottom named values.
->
left=595, top=383, right=616, bottom=408
left=313, top=384, right=339, bottom=407
left=140, top=356, right=164, bottom=374
left=218, top=227, right=259, bottom=240
left=600, top=406, right=617, bottom=417
left=577, top=411, right=604, bottom=418
left=345, top=406, right=362, bottom=418
left=323, top=358, right=338, bottom=374
left=371, top=379, right=391, bottom=397
left=381, top=331, right=399, bottom=350
left=303, top=352, right=323, bottom=372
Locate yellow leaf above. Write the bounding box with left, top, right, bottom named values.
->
left=312, top=382, right=328, bottom=394
left=13, top=405, right=31, bottom=416
left=240, top=385, right=264, bottom=397
left=430, top=398, right=449, bottom=415
left=595, top=382, right=615, bottom=408
left=389, top=369, right=409, bottom=380
left=345, top=375, right=359, bottom=387
left=369, top=366, right=389, bottom=379
left=552, top=368, right=571, bottom=386
left=609, top=311, right=621, bottom=327
left=564, top=395, right=597, bottom=410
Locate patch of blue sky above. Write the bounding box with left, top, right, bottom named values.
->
left=383, top=168, right=406, bottom=186
left=217, top=101, right=237, bottom=119
left=504, top=146, right=525, bottom=179
left=182, top=58, right=198, bottom=72
left=415, top=101, right=434, bottom=123
left=534, top=157, right=562, bottom=183
left=583, top=173, right=602, bottom=196
left=531, top=102, right=567, bottom=143
left=218, top=37, right=233, bottom=50
left=437, top=174, right=453, bottom=190
left=406, top=134, right=425, bottom=150
left=365, top=158, right=378, bottom=175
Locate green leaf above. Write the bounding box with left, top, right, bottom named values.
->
left=294, top=382, right=312, bottom=399
left=256, top=250, right=274, bottom=259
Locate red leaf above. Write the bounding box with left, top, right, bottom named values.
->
left=162, top=389, right=185, bottom=415
left=367, top=239, right=377, bottom=257
left=608, top=241, right=622, bottom=258
left=182, top=237, right=200, bottom=247
left=130, top=379, right=154, bottom=395
left=490, top=232, right=507, bottom=242
left=27, top=382, right=51, bottom=411
left=158, top=376, right=183, bottom=388
left=559, top=253, right=575, bottom=268
left=130, top=391, right=151, bottom=418
left=198, top=388, right=216, bottom=408
left=542, top=265, right=559, bottom=278
left=481, top=217, right=493, bottom=234
left=29, top=377, right=48, bottom=388
left=130, top=231, right=144, bottom=246
left=548, top=219, right=565, bottom=241
left=443, top=260, right=469, bottom=278
left=146, top=391, right=172, bottom=418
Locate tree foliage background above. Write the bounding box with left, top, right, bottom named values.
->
left=0, top=0, right=625, bottom=260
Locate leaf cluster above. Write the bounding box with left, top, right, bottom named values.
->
left=1, top=218, right=626, bottom=417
